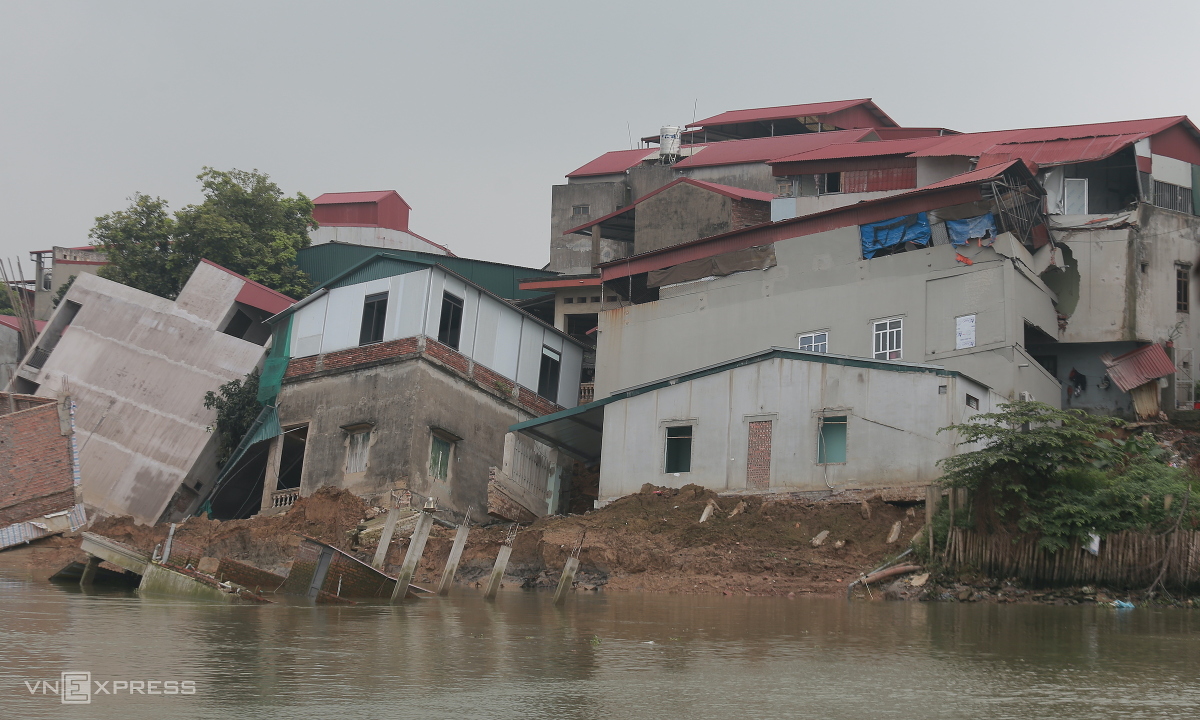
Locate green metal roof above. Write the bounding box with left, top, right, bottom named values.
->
left=322, top=256, right=428, bottom=290
left=297, top=243, right=557, bottom=300
left=509, top=347, right=960, bottom=460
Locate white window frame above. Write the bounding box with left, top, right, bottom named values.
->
left=798, top=330, right=829, bottom=353
left=872, top=318, right=903, bottom=360
left=1063, top=177, right=1088, bottom=214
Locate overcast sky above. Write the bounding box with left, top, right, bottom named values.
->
left=2, top=0, right=1198, bottom=275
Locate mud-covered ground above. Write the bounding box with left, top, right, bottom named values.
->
left=0, top=485, right=921, bottom=597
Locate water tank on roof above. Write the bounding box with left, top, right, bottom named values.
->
left=659, top=126, right=682, bottom=161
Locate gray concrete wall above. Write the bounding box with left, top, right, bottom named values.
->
left=279, top=358, right=531, bottom=516
left=917, top=157, right=973, bottom=187
left=549, top=182, right=628, bottom=274
left=634, top=183, right=733, bottom=255
left=17, top=264, right=267, bottom=524
left=0, top=325, right=21, bottom=382
left=678, top=163, right=777, bottom=193
left=598, top=355, right=998, bottom=499
left=593, top=228, right=1060, bottom=405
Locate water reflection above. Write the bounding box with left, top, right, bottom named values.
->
left=0, top=574, right=1197, bottom=719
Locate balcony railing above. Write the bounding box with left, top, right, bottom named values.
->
left=578, top=383, right=594, bottom=404
left=271, top=488, right=300, bottom=508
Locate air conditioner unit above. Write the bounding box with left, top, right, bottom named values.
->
left=1020, top=391, right=1034, bottom=402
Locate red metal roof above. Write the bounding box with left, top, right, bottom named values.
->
left=908, top=117, right=1190, bottom=166
left=562, top=177, right=776, bottom=236
left=567, top=148, right=658, bottom=178
left=0, top=316, right=46, bottom=333
left=1100, top=343, right=1177, bottom=393
left=313, top=191, right=411, bottom=207
left=518, top=276, right=602, bottom=290
left=770, top=136, right=945, bottom=164
left=598, top=161, right=1033, bottom=282
left=689, top=99, right=897, bottom=129
left=673, top=129, right=875, bottom=169
left=199, top=259, right=296, bottom=315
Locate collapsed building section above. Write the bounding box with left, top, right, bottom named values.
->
left=0, top=392, right=85, bottom=548
left=6, top=261, right=294, bottom=524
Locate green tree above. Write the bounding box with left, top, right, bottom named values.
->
left=203, top=369, right=262, bottom=468
left=52, top=276, right=76, bottom=308
left=937, top=400, right=1195, bottom=551
left=92, top=169, right=314, bottom=299
left=91, top=193, right=177, bottom=298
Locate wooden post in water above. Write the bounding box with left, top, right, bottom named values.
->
left=484, top=524, right=518, bottom=600
left=436, top=507, right=472, bottom=596
left=390, top=499, right=437, bottom=603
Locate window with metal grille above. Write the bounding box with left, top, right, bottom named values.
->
left=665, top=425, right=692, bottom=473
left=429, top=434, right=452, bottom=481
left=817, top=416, right=847, bottom=464
left=572, top=204, right=590, bottom=216
left=966, top=394, right=980, bottom=410
left=798, top=331, right=828, bottom=353
left=1178, top=265, right=1190, bottom=314
left=345, top=430, right=370, bottom=473
left=438, top=293, right=464, bottom=349
left=873, top=318, right=902, bottom=360
left=359, top=292, right=387, bottom=346
left=1155, top=181, right=1194, bottom=215
left=537, top=346, right=561, bottom=402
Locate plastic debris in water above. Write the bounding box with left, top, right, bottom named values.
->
left=1112, top=600, right=1135, bottom=609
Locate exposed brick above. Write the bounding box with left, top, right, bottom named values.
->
left=746, top=420, right=773, bottom=490
left=425, top=338, right=471, bottom=375
left=472, top=362, right=516, bottom=399
left=518, top=387, right=563, bottom=417
left=216, top=558, right=288, bottom=593
left=0, top=399, right=75, bottom=525
left=281, top=538, right=396, bottom=599
left=732, top=199, right=772, bottom=229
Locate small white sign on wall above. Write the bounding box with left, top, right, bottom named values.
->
left=955, top=314, right=976, bottom=350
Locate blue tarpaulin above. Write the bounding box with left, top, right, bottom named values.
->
left=859, top=213, right=931, bottom=259
left=946, top=213, right=998, bottom=246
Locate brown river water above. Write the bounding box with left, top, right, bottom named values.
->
left=1, top=572, right=1198, bottom=719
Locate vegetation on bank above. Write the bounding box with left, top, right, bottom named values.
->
left=90, top=168, right=315, bottom=300
left=921, top=401, right=1197, bottom=555
left=204, top=369, right=262, bottom=468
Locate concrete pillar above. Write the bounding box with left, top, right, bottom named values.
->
left=552, top=556, right=579, bottom=605
left=590, top=226, right=602, bottom=270
left=437, top=519, right=471, bottom=596
left=372, top=507, right=403, bottom=570
left=79, top=555, right=100, bottom=587
left=161, top=523, right=176, bottom=566
left=390, top=510, right=435, bottom=603
left=483, top=545, right=512, bottom=600
left=259, top=434, right=285, bottom=513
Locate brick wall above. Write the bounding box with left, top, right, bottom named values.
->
left=285, top=335, right=564, bottom=418
left=216, top=557, right=287, bottom=593
left=0, top=393, right=55, bottom=416
left=732, top=199, right=772, bottom=229
left=0, top=400, right=75, bottom=525
left=746, top=420, right=773, bottom=491
left=281, top=537, right=396, bottom=599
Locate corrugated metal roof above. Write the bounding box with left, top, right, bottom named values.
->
left=313, top=190, right=409, bottom=207
left=673, top=129, right=875, bottom=169
left=296, top=243, right=556, bottom=300
left=598, top=161, right=1031, bottom=282
left=770, top=136, right=944, bottom=164
left=689, top=99, right=897, bottom=128
left=324, top=257, right=427, bottom=289
left=0, top=316, right=46, bottom=333
left=561, top=177, right=775, bottom=236
left=567, top=148, right=659, bottom=178
left=1100, top=343, right=1177, bottom=393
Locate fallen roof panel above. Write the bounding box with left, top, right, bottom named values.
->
left=1100, top=343, right=1177, bottom=393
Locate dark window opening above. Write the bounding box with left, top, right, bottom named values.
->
left=563, top=297, right=574, bottom=304
left=438, top=293, right=464, bottom=349
left=665, top=426, right=693, bottom=473
left=1178, top=265, right=1190, bottom=313
left=966, top=394, right=980, bottom=410
left=1032, top=355, right=1058, bottom=377
left=359, top=292, right=388, bottom=346
left=820, top=172, right=841, bottom=194
left=222, top=309, right=254, bottom=340
left=537, top=347, right=561, bottom=403
left=278, top=426, right=308, bottom=490
left=566, top=313, right=597, bottom=346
